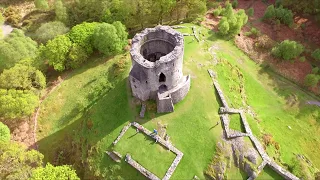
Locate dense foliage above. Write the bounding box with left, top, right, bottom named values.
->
left=304, top=74, right=319, bottom=87
left=247, top=7, right=254, bottom=17
left=3, top=6, right=21, bottom=27
left=271, top=40, right=304, bottom=60
left=92, top=22, right=128, bottom=56
left=263, top=5, right=293, bottom=26
left=30, top=163, right=80, bottom=180
left=218, top=2, right=248, bottom=36
left=0, top=122, right=10, bottom=142
left=0, top=29, right=38, bottom=71
left=55, top=0, right=68, bottom=24
left=312, top=49, right=320, bottom=61
left=0, top=141, right=43, bottom=180
left=34, top=0, right=49, bottom=10
left=0, top=89, right=39, bottom=119
left=35, top=21, right=69, bottom=43
left=0, top=63, right=46, bottom=91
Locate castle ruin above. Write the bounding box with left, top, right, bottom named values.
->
left=129, top=26, right=191, bottom=113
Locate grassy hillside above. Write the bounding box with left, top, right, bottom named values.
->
left=37, top=24, right=320, bottom=179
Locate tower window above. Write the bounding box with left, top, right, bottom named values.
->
left=159, top=72, right=166, bottom=82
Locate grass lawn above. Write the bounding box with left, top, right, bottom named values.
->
left=36, top=23, right=320, bottom=179
left=257, top=165, right=284, bottom=180
left=229, top=114, right=245, bottom=133
left=114, top=127, right=176, bottom=178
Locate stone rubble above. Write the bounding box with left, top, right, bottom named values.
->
left=208, top=69, right=300, bottom=180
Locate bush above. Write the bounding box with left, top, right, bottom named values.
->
left=312, top=49, right=320, bottom=61
left=213, top=6, right=223, bottom=17
left=232, top=0, right=238, bottom=8
left=67, top=44, right=88, bottom=69
left=247, top=7, right=254, bottom=16
left=30, top=163, right=80, bottom=180
left=312, top=67, right=319, bottom=74
left=3, top=6, right=22, bottom=27
left=304, top=74, right=319, bottom=87
left=271, top=40, right=304, bottom=60
left=35, top=21, right=69, bottom=43
left=0, top=122, right=10, bottom=142
left=263, top=5, right=293, bottom=26
left=299, top=56, right=306, bottom=62
left=34, top=0, right=49, bottom=10
left=218, top=17, right=229, bottom=35
left=244, top=27, right=259, bottom=37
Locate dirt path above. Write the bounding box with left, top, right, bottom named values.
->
left=30, top=74, right=68, bottom=149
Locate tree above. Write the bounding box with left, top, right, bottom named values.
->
left=0, top=63, right=46, bottom=91
left=92, top=23, right=126, bottom=56
left=218, top=17, right=229, bottom=35
left=112, top=21, right=128, bottom=49
left=312, top=49, right=320, bottom=61
left=30, top=163, right=80, bottom=180
left=304, top=74, right=319, bottom=87
left=0, top=29, right=38, bottom=71
left=185, top=0, right=207, bottom=20
left=0, top=122, right=10, bottom=142
left=0, top=89, right=39, bottom=119
left=54, top=0, right=68, bottom=24
left=155, top=0, right=176, bottom=24
left=0, top=141, right=43, bottom=180
left=35, top=21, right=69, bottom=43
left=271, top=40, right=304, bottom=60
left=34, top=0, right=49, bottom=10
left=68, top=22, right=99, bottom=54
left=43, top=35, right=72, bottom=71
left=232, top=0, right=238, bottom=8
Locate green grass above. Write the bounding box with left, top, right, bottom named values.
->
left=257, top=165, right=285, bottom=180
left=114, top=127, right=176, bottom=178
left=229, top=114, right=245, bottom=132
left=37, top=23, right=320, bottom=179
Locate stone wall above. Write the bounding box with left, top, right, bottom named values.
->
left=208, top=69, right=300, bottom=180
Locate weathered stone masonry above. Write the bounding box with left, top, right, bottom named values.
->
left=129, top=26, right=191, bottom=113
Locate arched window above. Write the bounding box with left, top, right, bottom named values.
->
left=159, top=72, right=166, bottom=82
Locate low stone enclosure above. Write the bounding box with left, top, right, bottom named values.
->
left=208, top=69, right=299, bottom=180
left=111, top=122, right=183, bottom=180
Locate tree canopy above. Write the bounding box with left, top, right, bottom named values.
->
left=271, top=40, right=304, bottom=60
left=35, top=21, right=69, bottom=43
left=30, top=163, right=80, bottom=180
left=0, top=29, right=38, bottom=71
left=34, top=0, right=49, bottom=10
left=0, top=89, right=39, bottom=119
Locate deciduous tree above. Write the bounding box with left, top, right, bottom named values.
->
left=0, top=122, right=10, bottom=142
left=30, top=163, right=79, bottom=180
left=34, top=0, right=49, bottom=10
left=35, top=21, right=69, bottom=43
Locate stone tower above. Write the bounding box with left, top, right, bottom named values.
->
left=129, top=26, right=191, bottom=113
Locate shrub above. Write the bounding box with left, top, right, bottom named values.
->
left=35, top=21, right=69, bottom=43
left=0, top=122, right=10, bottom=142
left=3, top=6, right=22, bottom=27
left=213, top=6, right=223, bottom=17
left=218, top=17, right=230, bottom=35
left=263, top=5, right=276, bottom=19
left=271, top=40, right=304, bottom=60
left=244, top=27, right=259, bottom=37
left=304, top=74, right=319, bottom=87
left=312, top=49, right=320, bottom=61
left=275, top=0, right=282, bottom=7
left=30, top=163, right=80, bottom=180
left=34, top=0, right=49, bottom=10
left=247, top=7, right=254, bottom=16
left=312, top=67, right=319, bottom=74
left=299, top=56, right=306, bottom=62
left=0, top=13, right=4, bottom=24
left=232, top=0, right=238, bottom=8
